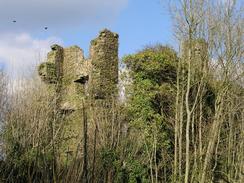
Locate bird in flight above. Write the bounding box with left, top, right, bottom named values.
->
left=44, top=27, right=48, bottom=30
left=13, top=20, right=16, bottom=23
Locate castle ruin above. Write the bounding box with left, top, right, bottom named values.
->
left=38, top=29, right=119, bottom=111
left=181, top=39, right=209, bottom=73
left=38, top=29, right=119, bottom=158
left=37, top=29, right=209, bottom=161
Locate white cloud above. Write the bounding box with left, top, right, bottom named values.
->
left=0, top=0, right=128, bottom=79
left=0, top=0, right=128, bottom=32
left=0, top=33, right=62, bottom=78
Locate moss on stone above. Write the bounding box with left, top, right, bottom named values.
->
left=38, top=62, right=57, bottom=84
left=37, top=29, right=119, bottom=162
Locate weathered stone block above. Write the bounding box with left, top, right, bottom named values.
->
left=181, top=39, right=208, bottom=72
left=38, top=62, right=57, bottom=84
left=88, top=29, right=119, bottom=100
left=37, top=29, right=119, bottom=160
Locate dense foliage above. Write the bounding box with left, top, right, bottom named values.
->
left=0, top=0, right=244, bottom=180
left=123, top=45, right=178, bottom=181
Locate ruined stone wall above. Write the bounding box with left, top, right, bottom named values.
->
left=37, top=29, right=119, bottom=159
left=181, top=39, right=208, bottom=73
left=38, top=29, right=119, bottom=109
left=88, top=29, right=119, bottom=100
left=38, top=44, right=63, bottom=85
left=61, top=46, right=85, bottom=110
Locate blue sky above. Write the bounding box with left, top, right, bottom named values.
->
left=58, top=0, right=173, bottom=57
left=0, top=0, right=174, bottom=77
left=32, top=0, right=174, bottom=56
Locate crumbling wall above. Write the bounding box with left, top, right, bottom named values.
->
left=38, top=29, right=119, bottom=109
left=61, top=46, right=85, bottom=111
left=37, top=29, right=119, bottom=160
left=181, top=39, right=208, bottom=73
left=88, top=29, right=119, bottom=100
left=38, top=44, right=63, bottom=85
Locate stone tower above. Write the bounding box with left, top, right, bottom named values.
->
left=37, top=29, right=119, bottom=158
left=181, top=39, right=208, bottom=73
left=38, top=29, right=119, bottom=111
left=88, top=29, right=119, bottom=100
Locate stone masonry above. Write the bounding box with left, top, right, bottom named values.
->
left=38, top=29, right=119, bottom=158
left=38, top=30, right=208, bottom=161
left=38, top=29, right=119, bottom=111
left=181, top=39, right=208, bottom=73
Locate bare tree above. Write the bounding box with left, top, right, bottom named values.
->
left=169, top=0, right=244, bottom=182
